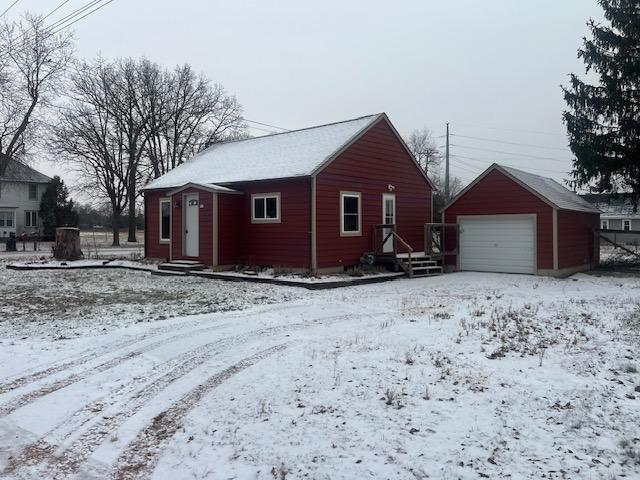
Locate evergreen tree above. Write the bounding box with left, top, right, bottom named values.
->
left=562, top=0, right=640, bottom=204
left=39, top=176, right=79, bottom=238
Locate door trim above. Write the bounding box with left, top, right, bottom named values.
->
left=183, top=192, right=200, bottom=258
left=382, top=193, right=396, bottom=253
left=456, top=213, right=537, bottom=274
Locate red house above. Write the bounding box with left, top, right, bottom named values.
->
left=143, top=114, right=434, bottom=273
left=442, top=164, right=600, bottom=276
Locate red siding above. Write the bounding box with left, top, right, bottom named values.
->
left=443, top=169, right=554, bottom=270
left=217, top=193, right=243, bottom=265
left=315, top=119, right=432, bottom=269
left=557, top=210, right=599, bottom=269
left=218, top=179, right=311, bottom=268
left=144, top=189, right=171, bottom=260
left=170, top=187, right=214, bottom=265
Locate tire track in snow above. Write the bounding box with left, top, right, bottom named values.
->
left=0, top=301, right=306, bottom=397
left=0, top=303, right=321, bottom=416
left=111, top=344, right=288, bottom=480
left=2, top=311, right=371, bottom=479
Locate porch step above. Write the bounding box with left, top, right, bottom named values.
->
left=411, top=265, right=443, bottom=276
left=158, top=262, right=206, bottom=272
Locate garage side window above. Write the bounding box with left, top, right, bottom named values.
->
left=252, top=193, right=280, bottom=223
left=340, top=192, right=361, bottom=236
left=160, top=198, right=171, bottom=241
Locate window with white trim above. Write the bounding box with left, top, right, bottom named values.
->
left=601, top=219, right=608, bottom=229
left=0, top=211, right=14, bottom=227
left=28, top=184, right=37, bottom=200
left=160, top=198, right=171, bottom=241
left=25, top=211, right=38, bottom=227
left=252, top=193, right=280, bottom=223
left=623, top=219, right=632, bottom=231
left=340, top=192, right=361, bottom=235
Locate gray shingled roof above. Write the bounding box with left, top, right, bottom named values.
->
left=0, top=160, right=51, bottom=184
left=145, top=114, right=382, bottom=190
left=500, top=165, right=600, bottom=213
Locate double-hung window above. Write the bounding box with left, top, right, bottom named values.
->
left=159, top=198, right=171, bottom=241
left=601, top=219, right=609, bottom=230
left=252, top=193, right=280, bottom=223
left=0, top=211, right=14, bottom=228
left=25, top=211, right=38, bottom=227
left=340, top=192, right=361, bottom=236
left=28, top=184, right=37, bottom=200
left=623, top=219, right=632, bottom=231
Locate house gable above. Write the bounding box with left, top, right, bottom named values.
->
left=315, top=118, right=433, bottom=269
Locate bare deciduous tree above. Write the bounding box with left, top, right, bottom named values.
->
left=406, top=127, right=441, bottom=176
left=50, top=60, right=130, bottom=246
left=143, top=64, right=244, bottom=180
left=0, top=14, right=73, bottom=175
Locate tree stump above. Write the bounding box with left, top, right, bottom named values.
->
left=54, top=227, right=83, bottom=261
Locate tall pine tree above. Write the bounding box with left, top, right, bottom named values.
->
left=563, top=0, right=640, bottom=204
left=39, top=176, right=79, bottom=238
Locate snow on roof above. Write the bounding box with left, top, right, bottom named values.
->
left=581, top=193, right=640, bottom=217
left=0, top=159, right=51, bottom=184
left=500, top=165, right=600, bottom=213
left=144, top=114, right=383, bottom=190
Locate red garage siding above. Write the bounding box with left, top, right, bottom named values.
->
left=557, top=210, right=599, bottom=269
left=443, top=169, right=554, bottom=270
left=316, top=120, right=432, bottom=269
left=144, top=189, right=171, bottom=261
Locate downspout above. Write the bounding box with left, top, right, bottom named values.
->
left=310, top=175, right=317, bottom=274
left=552, top=208, right=558, bottom=271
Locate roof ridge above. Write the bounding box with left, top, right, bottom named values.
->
left=201, top=113, right=384, bottom=150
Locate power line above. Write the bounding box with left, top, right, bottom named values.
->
left=0, top=0, right=113, bottom=59
left=451, top=133, right=570, bottom=152
left=451, top=154, right=570, bottom=175
left=48, top=0, right=114, bottom=35
left=451, top=143, right=571, bottom=163
left=244, top=119, right=290, bottom=131
left=453, top=122, right=566, bottom=137
left=0, top=0, right=20, bottom=18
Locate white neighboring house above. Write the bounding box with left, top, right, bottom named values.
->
left=0, top=160, right=51, bottom=239
left=583, top=193, right=640, bottom=231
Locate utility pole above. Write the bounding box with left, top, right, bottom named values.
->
left=445, top=122, right=450, bottom=201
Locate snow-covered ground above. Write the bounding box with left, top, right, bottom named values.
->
left=1, top=264, right=640, bottom=479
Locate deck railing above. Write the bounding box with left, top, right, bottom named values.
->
left=372, top=224, right=414, bottom=276
left=424, top=223, right=459, bottom=261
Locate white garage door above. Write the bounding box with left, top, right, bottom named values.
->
left=459, top=215, right=536, bottom=274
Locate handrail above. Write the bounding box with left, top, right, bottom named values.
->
left=372, top=224, right=413, bottom=276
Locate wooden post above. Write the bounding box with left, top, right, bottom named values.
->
left=54, top=227, right=83, bottom=261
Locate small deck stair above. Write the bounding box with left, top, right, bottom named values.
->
left=158, top=260, right=206, bottom=273
left=396, top=252, right=443, bottom=277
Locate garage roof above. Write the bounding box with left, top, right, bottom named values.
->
left=444, top=164, right=601, bottom=214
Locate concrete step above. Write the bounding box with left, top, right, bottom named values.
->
left=158, top=262, right=206, bottom=272
left=170, top=260, right=204, bottom=266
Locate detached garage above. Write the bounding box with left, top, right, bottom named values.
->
left=442, top=164, right=600, bottom=277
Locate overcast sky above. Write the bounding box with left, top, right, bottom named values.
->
left=11, top=0, right=603, bottom=196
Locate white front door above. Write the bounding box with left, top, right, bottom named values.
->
left=459, top=215, right=536, bottom=274
left=382, top=194, right=396, bottom=253
left=184, top=193, right=199, bottom=257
